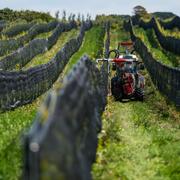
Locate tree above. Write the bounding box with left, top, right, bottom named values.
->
left=133, top=5, right=150, bottom=19
left=68, top=13, right=73, bottom=22
left=55, top=10, right=60, bottom=19
left=77, top=13, right=81, bottom=23
left=62, top=10, right=66, bottom=22
left=86, top=13, right=91, bottom=21
left=133, top=6, right=147, bottom=17
left=72, top=14, right=76, bottom=21
left=81, top=14, right=85, bottom=22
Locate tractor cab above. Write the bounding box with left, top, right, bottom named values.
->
left=109, top=41, right=140, bottom=71
left=113, top=58, right=137, bottom=75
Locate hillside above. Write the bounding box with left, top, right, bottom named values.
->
left=0, top=8, right=54, bottom=22
left=0, top=9, right=179, bottom=180
left=152, top=12, right=177, bottom=19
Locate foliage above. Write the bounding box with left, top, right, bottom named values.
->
left=133, top=6, right=147, bottom=16
left=0, top=8, right=54, bottom=22
left=152, top=12, right=176, bottom=20
left=0, top=100, right=41, bottom=180
left=133, top=5, right=151, bottom=20
left=95, top=15, right=130, bottom=25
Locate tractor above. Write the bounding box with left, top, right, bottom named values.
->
left=97, top=41, right=145, bottom=101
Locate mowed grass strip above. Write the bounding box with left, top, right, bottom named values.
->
left=110, top=23, right=130, bottom=49
left=92, top=23, right=180, bottom=180
left=63, top=25, right=105, bottom=75
left=24, top=29, right=79, bottom=68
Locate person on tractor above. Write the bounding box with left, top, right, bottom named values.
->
left=96, top=41, right=145, bottom=101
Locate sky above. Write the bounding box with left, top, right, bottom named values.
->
left=0, top=0, right=180, bottom=18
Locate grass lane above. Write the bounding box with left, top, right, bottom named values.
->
left=92, top=23, right=180, bottom=180
left=63, top=25, right=105, bottom=75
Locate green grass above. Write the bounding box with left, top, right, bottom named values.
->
left=134, top=27, right=180, bottom=67
left=0, top=31, right=26, bottom=40
left=92, top=23, right=180, bottom=180
left=163, top=28, right=180, bottom=39
left=0, top=100, right=41, bottom=180
left=63, top=25, right=105, bottom=74
left=24, top=29, right=79, bottom=68
left=110, top=24, right=130, bottom=50
left=93, top=73, right=180, bottom=180
left=34, top=31, right=52, bottom=39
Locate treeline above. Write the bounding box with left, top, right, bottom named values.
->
left=152, top=12, right=176, bottom=20
left=0, top=8, right=54, bottom=22
left=95, top=14, right=130, bottom=24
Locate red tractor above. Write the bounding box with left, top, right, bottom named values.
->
left=97, top=41, right=145, bottom=101
left=110, top=58, right=145, bottom=101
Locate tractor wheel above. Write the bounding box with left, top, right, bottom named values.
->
left=111, top=77, right=123, bottom=101
left=134, top=88, right=144, bottom=101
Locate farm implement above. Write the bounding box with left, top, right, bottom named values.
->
left=97, top=41, right=145, bottom=101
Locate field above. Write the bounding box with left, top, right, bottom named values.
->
left=0, top=11, right=179, bottom=180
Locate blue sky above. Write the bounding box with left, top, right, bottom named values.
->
left=0, top=0, right=180, bottom=18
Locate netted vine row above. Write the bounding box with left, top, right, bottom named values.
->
left=23, top=56, right=108, bottom=180
left=125, top=20, right=180, bottom=106
left=159, top=16, right=180, bottom=30
left=0, top=21, right=92, bottom=111
left=0, top=21, right=77, bottom=70
left=23, top=22, right=110, bottom=180
left=2, top=21, right=36, bottom=38
left=0, top=20, right=58, bottom=56
left=136, top=17, right=180, bottom=55
left=0, top=20, right=6, bottom=32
